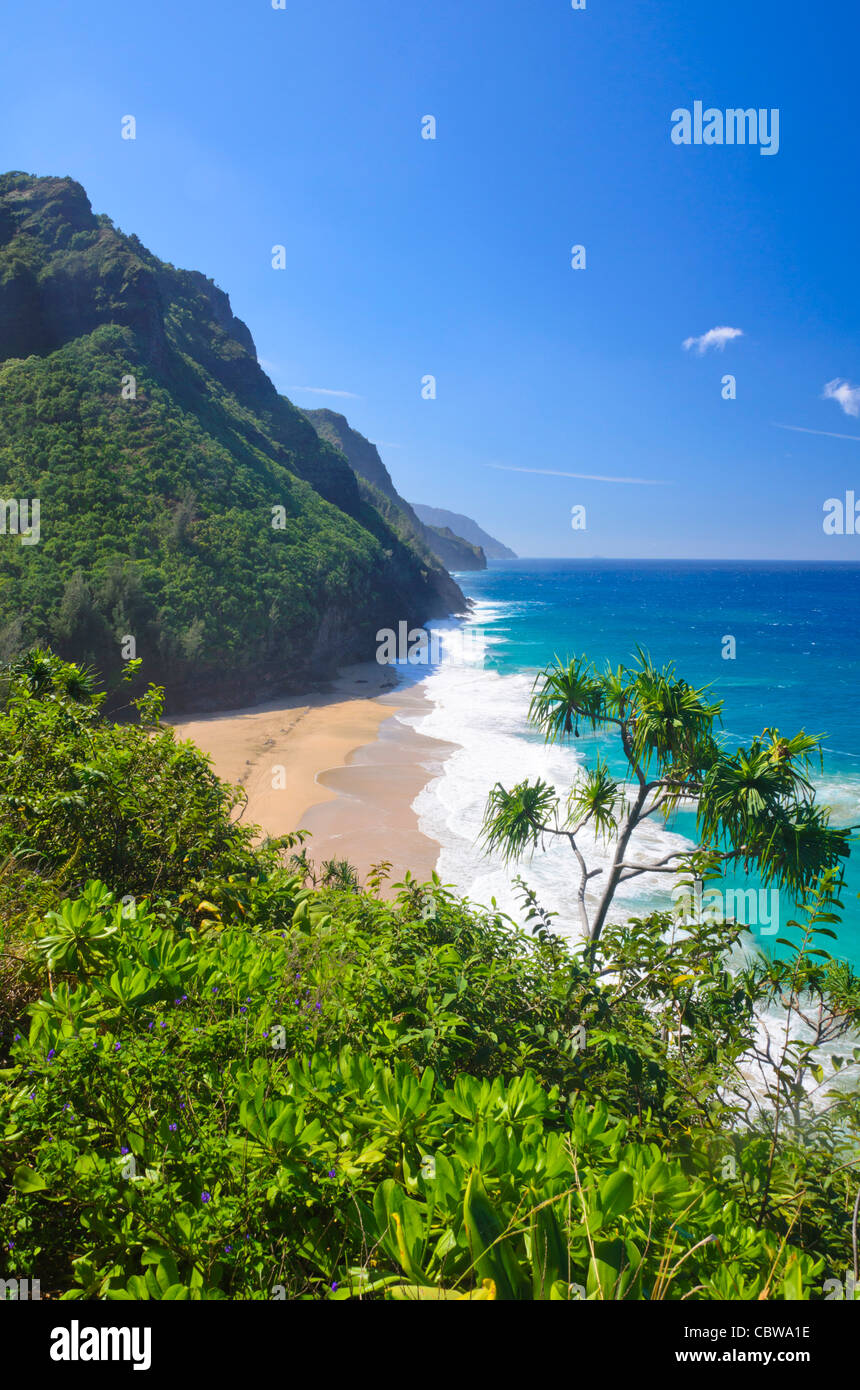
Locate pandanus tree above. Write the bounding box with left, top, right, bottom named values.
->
left=481, top=649, right=851, bottom=954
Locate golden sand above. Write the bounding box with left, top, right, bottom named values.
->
left=170, top=662, right=452, bottom=886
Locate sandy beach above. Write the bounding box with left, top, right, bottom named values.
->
left=171, top=663, right=454, bottom=887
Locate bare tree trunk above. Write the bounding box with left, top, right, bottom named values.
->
left=567, top=833, right=591, bottom=941
left=588, top=778, right=649, bottom=948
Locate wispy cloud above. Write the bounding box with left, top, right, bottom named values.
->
left=486, top=464, right=668, bottom=486
left=774, top=422, right=860, bottom=444
left=289, top=386, right=362, bottom=399
left=682, top=326, right=743, bottom=355
left=822, top=378, right=860, bottom=418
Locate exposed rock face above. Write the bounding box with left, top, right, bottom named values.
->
left=0, top=176, right=168, bottom=366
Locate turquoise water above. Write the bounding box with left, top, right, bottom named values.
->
left=416, top=560, right=860, bottom=967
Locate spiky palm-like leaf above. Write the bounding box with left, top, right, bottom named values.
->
left=6, top=648, right=100, bottom=709
left=624, top=651, right=722, bottom=776
left=482, top=648, right=854, bottom=947
left=698, top=728, right=852, bottom=891
left=700, top=733, right=819, bottom=843
left=320, top=858, right=360, bottom=891
left=481, top=779, right=559, bottom=864
left=528, top=656, right=604, bottom=743
left=738, top=802, right=851, bottom=893
left=566, top=760, right=620, bottom=839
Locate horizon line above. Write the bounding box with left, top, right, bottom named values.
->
left=477, top=556, right=860, bottom=564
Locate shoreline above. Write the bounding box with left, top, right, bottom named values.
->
left=170, top=662, right=454, bottom=887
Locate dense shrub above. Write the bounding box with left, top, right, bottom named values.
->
left=0, top=657, right=858, bottom=1300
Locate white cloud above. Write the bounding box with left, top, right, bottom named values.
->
left=822, top=378, right=860, bottom=418
left=682, top=326, right=744, bottom=355
left=487, top=464, right=668, bottom=486
left=774, top=422, right=860, bottom=443
left=290, top=385, right=362, bottom=399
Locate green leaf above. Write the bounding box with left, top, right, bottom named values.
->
left=598, top=1169, right=635, bottom=1222
left=463, top=1169, right=528, bottom=1301
left=531, top=1202, right=569, bottom=1299
left=587, top=1238, right=625, bottom=1300
left=12, top=1164, right=49, bottom=1193
left=371, top=1180, right=427, bottom=1282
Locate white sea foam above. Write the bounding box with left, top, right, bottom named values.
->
left=385, top=600, right=860, bottom=1111
left=814, top=775, right=860, bottom=828
left=388, top=609, right=860, bottom=1105
left=394, top=611, right=691, bottom=945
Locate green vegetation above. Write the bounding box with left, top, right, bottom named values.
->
left=411, top=503, right=517, bottom=561
left=1, top=653, right=859, bottom=1301
left=483, top=650, right=852, bottom=949
left=302, top=408, right=486, bottom=573
left=0, top=174, right=462, bottom=705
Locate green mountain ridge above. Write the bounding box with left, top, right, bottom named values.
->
left=0, top=172, right=465, bottom=709
left=411, top=503, right=516, bottom=560
left=422, top=522, right=485, bottom=572
left=302, top=408, right=486, bottom=572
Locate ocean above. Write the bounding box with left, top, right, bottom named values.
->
left=401, top=560, right=860, bottom=970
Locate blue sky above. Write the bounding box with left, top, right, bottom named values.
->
left=2, top=0, right=859, bottom=558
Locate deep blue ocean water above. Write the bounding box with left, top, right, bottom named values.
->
left=410, top=560, right=860, bottom=967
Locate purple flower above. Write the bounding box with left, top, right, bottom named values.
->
left=114, top=1042, right=121, bottom=1052
left=240, top=1006, right=247, bottom=1014
left=331, top=1280, right=338, bottom=1291
left=121, top=1146, right=129, bottom=1155
left=225, top=1245, right=233, bottom=1254
left=201, top=1191, right=212, bottom=1204
left=169, top=1123, right=177, bottom=1132
left=47, top=1049, right=55, bottom=1059
left=328, top=1169, right=336, bottom=1179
